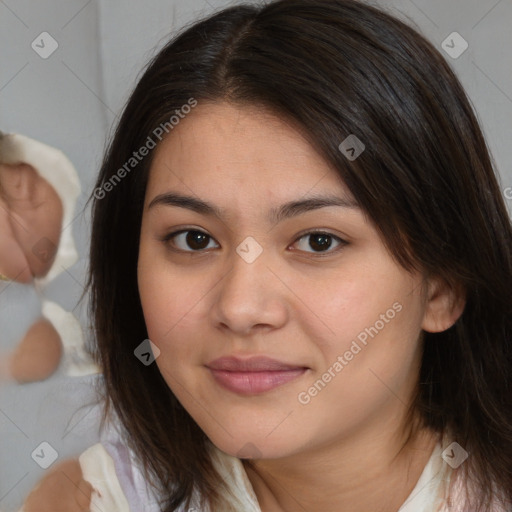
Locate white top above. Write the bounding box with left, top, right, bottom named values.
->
left=14, top=383, right=505, bottom=512
left=76, top=425, right=507, bottom=512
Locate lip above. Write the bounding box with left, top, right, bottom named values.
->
left=206, top=356, right=308, bottom=395
left=207, top=356, right=306, bottom=372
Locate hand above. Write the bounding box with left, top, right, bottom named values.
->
left=23, top=459, right=92, bottom=512
left=0, top=162, right=63, bottom=280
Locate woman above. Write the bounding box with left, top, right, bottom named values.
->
left=22, top=0, right=512, bottom=510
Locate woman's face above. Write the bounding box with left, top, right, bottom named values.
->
left=137, top=102, right=443, bottom=459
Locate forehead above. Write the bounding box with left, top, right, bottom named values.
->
left=145, top=102, right=351, bottom=201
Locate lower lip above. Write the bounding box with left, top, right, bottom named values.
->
left=209, top=368, right=307, bottom=395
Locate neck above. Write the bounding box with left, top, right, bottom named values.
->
left=243, top=415, right=439, bottom=512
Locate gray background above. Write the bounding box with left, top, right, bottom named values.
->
left=1, top=0, right=511, bottom=510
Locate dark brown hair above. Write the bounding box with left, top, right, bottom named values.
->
left=85, top=0, right=512, bottom=510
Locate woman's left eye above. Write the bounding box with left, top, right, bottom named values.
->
left=162, top=229, right=346, bottom=254
left=292, top=232, right=346, bottom=254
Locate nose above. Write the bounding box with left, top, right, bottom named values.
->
left=211, top=243, right=289, bottom=336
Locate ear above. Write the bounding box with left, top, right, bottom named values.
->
left=421, top=277, right=466, bottom=333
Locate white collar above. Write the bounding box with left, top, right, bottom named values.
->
left=207, top=440, right=452, bottom=512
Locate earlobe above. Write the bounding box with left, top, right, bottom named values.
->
left=421, top=277, right=466, bottom=333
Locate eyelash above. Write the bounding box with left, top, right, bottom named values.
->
left=160, top=228, right=348, bottom=256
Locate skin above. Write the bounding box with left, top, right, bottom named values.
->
left=137, top=102, right=465, bottom=511
left=23, top=459, right=92, bottom=512
left=8, top=318, right=63, bottom=383
left=0, top=162, right=63, bottom=282
left=0, top=162, right=64, bottom=383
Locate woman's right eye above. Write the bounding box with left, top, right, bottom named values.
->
left=162, top=229, right=220, bottom=252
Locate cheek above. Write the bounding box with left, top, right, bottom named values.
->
left=137, top=247, right=210, bottom=357
left=296, top=266, right=424, bottom=395
left=295, top=301, right=423, bottom=442
left=319, top=294, right=423, bottom=405
left=287, top=260, right=418, bottom=353
left=138, top=273, right=200, bottom=388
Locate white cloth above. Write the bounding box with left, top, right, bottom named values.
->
left=0, top=132, right=100, bottom=378
left=74, top=404, right=509, bottom=512
left=79, top=445, right=132, bottom=512
left=0, top=132, right=81, bottom=286
left=397, top=441, right=450, bottom=512
left=78, top=432, right=486, bottom=512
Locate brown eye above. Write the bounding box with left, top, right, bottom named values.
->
left=294, top=232, right=346, bottom=254
left=163, top=230, right=218, bottom=252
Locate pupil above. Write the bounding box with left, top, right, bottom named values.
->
left=310, top=234, right=331, bottom=252
left=187, top=231, right=209, bottom=250
left=183, top=232, right=333, bottom=252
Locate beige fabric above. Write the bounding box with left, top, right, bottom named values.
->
left=0, top=133, right=80, bottom=286
left=76, top=440, right=475, bottom=512
left=16, top=438, right=509, bottom=512
left=79, top=443, right=131, bottom=512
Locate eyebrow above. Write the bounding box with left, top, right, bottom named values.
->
left=147, top=191, right=360, bottom=224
